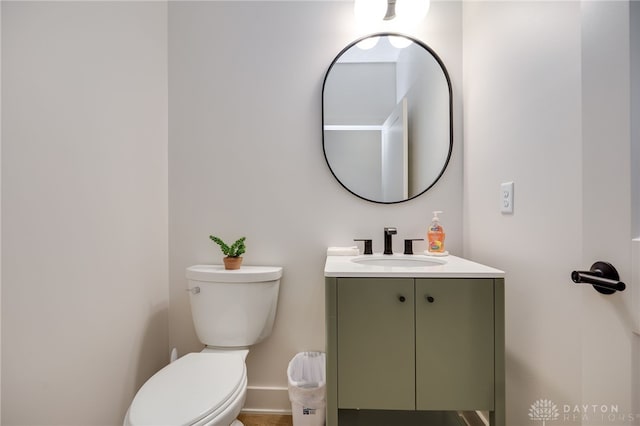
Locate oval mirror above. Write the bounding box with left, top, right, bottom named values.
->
left=322, top=34, right=452, bottom=204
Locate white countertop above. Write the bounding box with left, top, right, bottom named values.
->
left=324, top=253, right=505, bottom=278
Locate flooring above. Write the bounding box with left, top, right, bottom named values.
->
left=237, top=410, right=485, bottom=426
left=237, top=413, right=294, bottom=426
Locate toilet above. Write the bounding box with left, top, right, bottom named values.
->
left=124, top=264, right=283, bottom=426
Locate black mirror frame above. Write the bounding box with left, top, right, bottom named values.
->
left=322, top=33, right=453, bottom=204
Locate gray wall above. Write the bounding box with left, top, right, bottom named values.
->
left=323, top=61, right=396, bottom=201
left=2, top=0, right=636, bottom=423
left=464, top=1, right=636, bottom=424
left=168, top=0, right=463, bottom=411
left=324, top=129, right=383, bottom=201
left=632, top=2, right=640, bottom=415
left=2, top=2, right=169, bottom=424
left=324, top=62, right=396, bottom=125
left=397, top=44, right=450, bottom=198
left=633, top=1, right=640, bottom=239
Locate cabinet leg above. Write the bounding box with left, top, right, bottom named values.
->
left=490, top=409, right=505, bottom=426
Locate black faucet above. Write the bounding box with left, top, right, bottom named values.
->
left=383, top=227, right=397, bottom=255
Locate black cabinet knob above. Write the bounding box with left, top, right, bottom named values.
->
left=398, top=295, right=406, bottom=303
left=426, top=296, right=435, bottom=303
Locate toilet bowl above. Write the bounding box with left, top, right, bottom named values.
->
left=124, top=352, right=247, bottom=426
left=125, top=265, right=282, bottom=426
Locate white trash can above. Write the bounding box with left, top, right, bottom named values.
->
left=287, top=352, right=326, bottom=426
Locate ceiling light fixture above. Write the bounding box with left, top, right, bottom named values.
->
left=384, top=0, right=397, bottom=20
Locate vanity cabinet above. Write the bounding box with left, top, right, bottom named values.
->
left=325, top=276, right=505, bottom=426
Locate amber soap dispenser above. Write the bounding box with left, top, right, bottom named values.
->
left=427, top=211, right=446, bottom=254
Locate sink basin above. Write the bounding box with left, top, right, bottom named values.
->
left=350, top=255, right=446, bottom=267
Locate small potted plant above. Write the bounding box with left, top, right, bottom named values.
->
left=209, top=235, right=246, bottom=270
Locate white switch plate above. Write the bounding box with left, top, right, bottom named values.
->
left=501, top=182, right=514, bottom=214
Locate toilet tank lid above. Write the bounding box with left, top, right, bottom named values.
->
left=186, top=265, right=283, bottom=282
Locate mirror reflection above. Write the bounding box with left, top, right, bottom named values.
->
left=322, top=34, right=452, bottom=204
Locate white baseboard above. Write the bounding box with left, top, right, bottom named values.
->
left=242, top=385, right=292, bottom=415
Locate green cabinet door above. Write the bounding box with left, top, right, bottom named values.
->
left=336, top=278, right=415, bottom=410
left=415, top=279, right=495, bottom=410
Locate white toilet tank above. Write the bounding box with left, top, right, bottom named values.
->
left=186, top=265, right=282, bottom=348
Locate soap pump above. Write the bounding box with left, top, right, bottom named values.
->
left=427, top=211, right=446, bottom=254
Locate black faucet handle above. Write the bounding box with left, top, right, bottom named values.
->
left=354, top=239, right=373, bottom=255
left=404, top=239, right=424, bottom=255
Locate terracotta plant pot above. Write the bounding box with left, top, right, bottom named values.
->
left=223, top=256, right=243, bottom=270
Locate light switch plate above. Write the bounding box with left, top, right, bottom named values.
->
left=501, top=182, right=514, bottom=214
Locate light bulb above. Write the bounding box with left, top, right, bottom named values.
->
left=389, top=35, right=412, bottom=49
left=353, top=0, right=387, bottom=26
left=357, top=37, right=380, bottom=50
left=395, top=0, right=430, bottom=28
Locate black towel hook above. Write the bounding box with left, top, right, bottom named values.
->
left=571, top=261, right=626, bottom=295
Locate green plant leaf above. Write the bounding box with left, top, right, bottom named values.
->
left=228, top=237, right=246, bottom=257
left=210, top=235, right=246, bottom=257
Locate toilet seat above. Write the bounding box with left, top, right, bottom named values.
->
left=126, top=353, right=246, bottom=426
